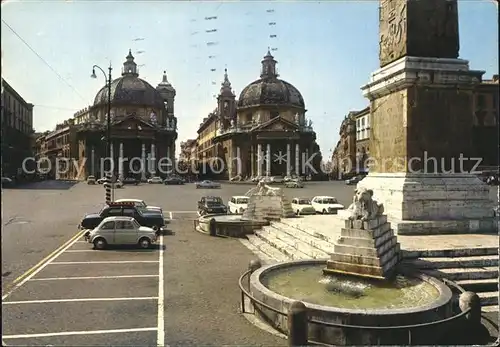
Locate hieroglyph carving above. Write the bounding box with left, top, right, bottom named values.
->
left=379, top=0, right=407, bottom=66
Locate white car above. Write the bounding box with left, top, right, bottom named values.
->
left=291, top=198, right=316, bottom=215
left=228, top=196, right=249, bottom=214
left=311, top=196, right=345, bottom=214
left=195, top=180, right=221, bottom=189
left=147, top=176, right=163, bottom=184
left=270, top=176, right=284, bottom=183
left=114, top=199, right=162, bottom=213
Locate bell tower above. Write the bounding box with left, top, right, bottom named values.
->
left=260, top=48, right=278, bottom=79
left=217, top=68, right=236, bottom=122
left=156, top=71, right=176, bottom=117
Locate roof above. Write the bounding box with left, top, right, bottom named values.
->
left=313, top=196, right=335, bottom=199
left=101, top=216, right=135, bottom=222
left=115, top=199, right=143, bottom=203
left=231, top=196, right=249, bottom=199
left=237, top=78, right=305, bottom=109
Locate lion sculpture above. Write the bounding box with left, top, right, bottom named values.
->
left=245, top=180, right=283, bottom=197
left=347, top=187, right=384, bottom=221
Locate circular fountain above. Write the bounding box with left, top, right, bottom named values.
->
left=244, top=188, right=457, bottom=345
left=196, top=181, right=295, bottom=237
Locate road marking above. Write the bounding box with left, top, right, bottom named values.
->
left=3, top=297, right=159, bottom=305
left=2, top=230, right=86, bottom=301
left=64, top=250, right=95, bottom=252
left=50, top=260, right=159, bottom=264
left=157, top=235, right=165, bottom=347
left=30, top=275, right=159, bottom=281
left=169, top=211, right=173, bottom=220
left=2, top=327, right=158, bottom=339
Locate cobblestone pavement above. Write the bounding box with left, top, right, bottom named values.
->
left=2, top=181, right=497, bottom=346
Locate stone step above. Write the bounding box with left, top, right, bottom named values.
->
left=402, top=247, right=498, bottom=259
left=255, top=229, right=315, bottom=261
left=269, top=222, right=336, bottom=254
left=263, top=225, right=330, bottom=259
left=278, top=218, right=343, bottom=244
left=330, top=243, right=400, bottom=267
left=239, top=238, right=276, bottom=265
left=336, top=229, right=394, bottom=248
left=245, top=235, right=290, bottom=263
left=456, top=278, right=499, bottom=293
left=481, top=305, right=498, bottom=312
left=401, top=255, right=499, bottom=269
left=421, top=267, right=498, bottom=281
left=478, top=291, right=498, bottom=306
left=334, top=237, right=397, bottom=257
left=340, top=223, right=392, bottom=239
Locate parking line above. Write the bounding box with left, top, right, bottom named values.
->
left=2, top=327, right=158, bottom=339
left=3, top=297, right=159, bottom=305
left=2, top=229, right=86, bottom=301
left=64, top=250, right=95, bottom=252
left=157, top=235, right=165, bottom=347
left=50, top=260, right=159, bottom=264
left=169, top=211, right=173, bottom=220
left=30, top=275, right=159, bottom=281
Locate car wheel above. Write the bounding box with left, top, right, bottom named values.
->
left=93, top=237, right=107, bottom=250
left=138, top=237, right=151, bottom=249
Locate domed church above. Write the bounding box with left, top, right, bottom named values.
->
left=210, top=50, right=322, bottom=179
left=73, top=50, right=178, bottom=180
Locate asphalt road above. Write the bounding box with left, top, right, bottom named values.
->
left=2, top=180, right=498, bottom=346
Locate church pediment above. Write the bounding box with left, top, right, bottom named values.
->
left=255, top=116, right=298, bottom=132
left=112, top=114, right=154, bottom=130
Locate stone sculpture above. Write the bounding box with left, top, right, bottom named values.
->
left=347, top=188, right=384, bottom=221
left=294, top=113, right=300, bottom=124
left=245, top=180, right=283, bottom=197
left=308, top=119, right=313, bottom=128
left=230, top=119, right=235, bottom=128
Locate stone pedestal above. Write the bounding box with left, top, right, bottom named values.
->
left=324, top=214, right=400, bottom=280
left=242, top=195, right=295, bottom=222
left=357, top=173, right=497, bottom=235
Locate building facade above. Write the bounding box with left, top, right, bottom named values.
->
left=197, top=51, right=323, bottom=180
left=1, top=79, right=35, bottom=180
left=36, top=50, right=178, bottom=180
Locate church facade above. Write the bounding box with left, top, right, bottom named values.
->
left=36, top=50, right=178, bottom=180
left=199, top=51, right=322, bottom=180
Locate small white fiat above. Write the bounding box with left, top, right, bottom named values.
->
left=311, top=196, right=345, bottom=214
left=228, top=196, right=249, bottom=214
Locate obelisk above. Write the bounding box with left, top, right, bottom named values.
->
left=358, top=0, right=496, bottom=234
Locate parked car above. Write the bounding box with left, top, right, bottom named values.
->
left=486, top=175, right=499, bottom=186
left=87, top=175, right=96, bottom=185
left=291, top=198, right=317, bottom=215
left=195, top=180, right=221, bottom=189
left=345, top=175, right=365, bottom=185
left=110, top=180, right=124, bottom=188
left=197, top=196, right=227, bottom=215
left=79, top=202, right=166, bottom=236
left=123, top=177, right=140, bottom=185
left=86, top=216, right=157, bottom=250
left=114, top=199, right=163, bottom=213
left=228, top=196, right=249, bottom=214
left=284, top=179, right=304, bottom=188
left=147, top=176, right=163, bottom=184
left=270, top=176, right=284, bottom=184
left=164, top=176, right=184, bottom=185
left=311, top=196, right=345, bottom=214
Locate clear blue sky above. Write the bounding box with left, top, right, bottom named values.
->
left=2, top=0, right=498, bottom=158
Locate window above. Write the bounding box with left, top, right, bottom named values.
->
left=123, top=208, right=136, bottom=217
left=116, top=220, right=134, bottom=229
left=101, top=221, right=115, bottom=230
left=106, top=208, right=122, bottom=216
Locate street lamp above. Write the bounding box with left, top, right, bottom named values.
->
left=91, top=64, right=113, bottom=200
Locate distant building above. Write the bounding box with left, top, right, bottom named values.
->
left=331, top=110, right=358, bottom=179
left=195, top=50, right=323, bottom=179
left=1, top=79, right=35, bottom=180
left=35, top=50, right=179, bottom=180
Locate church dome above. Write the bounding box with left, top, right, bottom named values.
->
left=237, top=50, right=305, bottom=109
left=93, top=50, right=165, bottom=109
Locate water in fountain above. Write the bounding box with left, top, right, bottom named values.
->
left=262, top=264, right=440, bottom=310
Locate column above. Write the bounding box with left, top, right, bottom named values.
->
left=118, top=142, right=124, bottom=180
left=250, top=145, right=254, bottom=177
left=91, top=147, right=95, bottom=176
left=295, top=143, right=300, bottom=176
left=228, top=145, right=234, bottom=179
left=141, top=143, right=146, bottom=181
left=167, top=146, right=171, bottom=175
left=286, top=143, right=291, bottom=177
left=257, top=143, right=262, bottom=177
left=266, top=143, right=271, bottom=176
left=305, top=148, right=309, bottom=176
left=150, top=143, right=156, bottom=175
left=110, top=143, right=114, bottom=178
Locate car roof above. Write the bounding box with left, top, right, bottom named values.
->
left=232, top=195, right=248, bottom=199
left=204, top=196, right=221, bottom=199
left=115, top=199, right=142, bottom=203
left=313, top=196, right=335, bottom=199
left=101, top=216, right=135, bottom=222
left=294, top=197, right=311, bottom=200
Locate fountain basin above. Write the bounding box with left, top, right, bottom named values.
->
left=249, top=260, right=454, bottom=345
left=197, top=214, right=268, bottom=238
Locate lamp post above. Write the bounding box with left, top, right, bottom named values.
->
left=91, top=64, right=113, bottom=202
